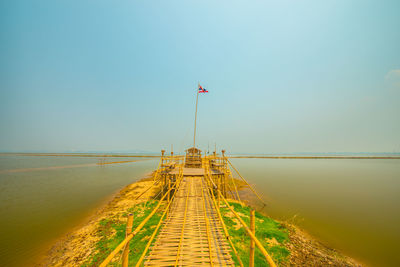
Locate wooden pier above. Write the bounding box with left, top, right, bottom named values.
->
left=99, top=148, right=276, bottom=267
left=145, top=176, right=234, bottom=266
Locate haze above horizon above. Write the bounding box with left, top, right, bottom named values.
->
left=1, top=0, right=399, bottom=154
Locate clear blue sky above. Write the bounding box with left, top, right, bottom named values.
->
left=1, top=0, right=399, bottom=153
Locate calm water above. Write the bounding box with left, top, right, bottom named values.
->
left=1, top=156, right=399, bottom=266
left=0, top=156, right=157, bottom=267
left=231, top=158, right=400, bottom=267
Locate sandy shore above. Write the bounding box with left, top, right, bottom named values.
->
left=38, top=175, right=361, bottom=267
left=37, top=174, right=160, bottom=267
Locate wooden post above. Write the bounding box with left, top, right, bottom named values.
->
left=250, top=209, right=255, bottom=267
left=167, top=177, right=172, bottom=219
left=168, top=177, right=171, bottom=202
left=221, top=150, right=226, bottom=198
left=221, top=174, right=225, bottom=198
left=217, top=182, right=220, bottom=208
left=122, top=214, right=134, bottom=267
left=216, top=174, right=220, bottom=199
left=219, top=175, right=222, bottom=198
left=161, top=149, right=165, bottom=191
left=193, top=84, right=200, bottom=148
left=225, top=175, right=227, bottom=198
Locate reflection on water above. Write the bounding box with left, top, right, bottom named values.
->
left=231, top=158, right=400, bottom=267
left=0, top=156, right=157, bottom=267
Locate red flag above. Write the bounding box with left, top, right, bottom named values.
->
left=198, top=85, right=208, bottom=93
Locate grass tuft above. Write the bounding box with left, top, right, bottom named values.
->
left=220, top=201, right=290, bottom=266
left=81, top=200, right=163, bottom=266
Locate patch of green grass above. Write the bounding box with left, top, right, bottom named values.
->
left=82, top=199, right=289, bottom=267
left=82, top=200, right=163, bottom=267
left=220, top=201, right=290, bottom=266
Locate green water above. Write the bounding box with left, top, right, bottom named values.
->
left=230, top=158, right=400, bottom=267
left=0, top=156, right=157, bottom=266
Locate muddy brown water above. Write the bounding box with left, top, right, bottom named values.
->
left=0, top=155, right=157, bottom=267
left=1, top=156, right=399, bottom=266
left=230, top=158, right=400, bottom=267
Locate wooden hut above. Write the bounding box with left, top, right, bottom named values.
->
left=184, top=147, right=202, bottom=168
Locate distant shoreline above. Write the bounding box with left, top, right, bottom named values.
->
left=230, top=155, right=400, bottom=159
left=0, top=153, right=159, bottom=158
left=1, top=152, right=399, bottom=159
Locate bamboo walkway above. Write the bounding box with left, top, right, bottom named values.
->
left=99, top=151, right=276, bottom=267
left=144, top=176, right=234, bottom=266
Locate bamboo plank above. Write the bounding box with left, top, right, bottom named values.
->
left=144, top=176, right=234, bottom=266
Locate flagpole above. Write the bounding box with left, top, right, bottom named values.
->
left=193, top=83, right=199, bottom=148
